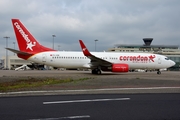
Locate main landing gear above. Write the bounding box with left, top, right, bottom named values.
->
left=92, top=68, right=101, bottom=74
left=157, top=69, right=161, bottom=75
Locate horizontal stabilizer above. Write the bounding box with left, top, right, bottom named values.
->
left=6, top=48, right=33, bottom=55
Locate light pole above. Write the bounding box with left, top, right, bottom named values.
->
left=94, top=39, right=98, bottom=51
left=52, top=35, right=56, bottom=49
left=58, top=45, right=60, bottom=51
left=4, top=36, right=10, bottom=69
left=13, top=42, right=15, bottom=55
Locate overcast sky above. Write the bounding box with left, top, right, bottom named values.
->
left=0, top=0, right=180, bottom=57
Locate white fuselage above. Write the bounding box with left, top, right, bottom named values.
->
left=27, top=51, right=175, bottom=70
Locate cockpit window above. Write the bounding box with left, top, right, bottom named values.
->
left=165, top=58, right=169, bottom=60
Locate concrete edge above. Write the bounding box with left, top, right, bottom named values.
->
left=0, top=87, right=180, bottom=97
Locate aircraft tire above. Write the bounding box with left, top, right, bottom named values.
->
left=97, top=69, right=101, bottom=74
left=92, top=68, right=101, bottom=74
left=157, top=71, right=161, bottom=75
left=91, top=69, right=96, bottom=74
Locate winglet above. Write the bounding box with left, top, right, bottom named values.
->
left=79, top=40, right=91, bottom=56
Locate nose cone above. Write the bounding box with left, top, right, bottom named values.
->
left=170, top=60, right=176, bottom=67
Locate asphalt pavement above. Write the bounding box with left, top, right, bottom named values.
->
left=0, top=93, right=180, bottom=120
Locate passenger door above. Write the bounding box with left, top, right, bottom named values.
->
left=158, top=56, right=161, bottom=64
left=42, top=54, right=46, bottom=62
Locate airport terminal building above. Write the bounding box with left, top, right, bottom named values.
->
left=1, top=55, right=47, bottom=70
left=1, top=55, right=32, bottom=70
left=1, top=38, right=180, bottom=70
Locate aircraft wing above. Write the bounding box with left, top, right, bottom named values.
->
left=6, top=48, right=33, bottom=55
left=79, top=40, right=112, bottom=67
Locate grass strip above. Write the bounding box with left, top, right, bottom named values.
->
left=0, top=77, right=90, bottom=92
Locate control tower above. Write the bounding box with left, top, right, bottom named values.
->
left=143, top=38, right=153, bottom=46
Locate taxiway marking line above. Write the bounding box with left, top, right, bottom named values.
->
left=29, top=115, right=90, bottom=120
left=43, top=98, right=130, bottom=105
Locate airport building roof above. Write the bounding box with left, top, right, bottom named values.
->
left=114, top=44, right=179, bottom=49
left=114, top=38, right=179, bottom=49
left=108, top=38, right=180, bottom=55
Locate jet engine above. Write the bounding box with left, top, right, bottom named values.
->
left=111, top=63, right=129, bottom=72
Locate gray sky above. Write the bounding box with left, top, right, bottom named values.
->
left=0, top=0, right=180, bottom=57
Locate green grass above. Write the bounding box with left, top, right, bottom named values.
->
left=0, top=77, right=91, bottom=92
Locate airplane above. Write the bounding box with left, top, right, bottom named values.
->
left=7, top=19, right=175, bottom=75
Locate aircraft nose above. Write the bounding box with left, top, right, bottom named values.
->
left=170, top=60, right=176, bottom=67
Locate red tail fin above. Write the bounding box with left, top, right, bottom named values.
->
left=12, top=19, right=55, bottom=54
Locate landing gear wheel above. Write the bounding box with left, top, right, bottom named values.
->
left=91, top=69, right=96, bottom=74
left=91, top=68, right=101, bottom=75
left=97, top=69, right=101, bottom=74
left=157, top=71, right=161, bottom=75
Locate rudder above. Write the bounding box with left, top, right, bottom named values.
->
left=12, top=19, right=55, bottom=53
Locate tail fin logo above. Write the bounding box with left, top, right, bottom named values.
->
left=26, top=41, right=36, bottom=51
left=14, top=22, right=36, bottom=51
left=82, top=48, right=87, bottom=51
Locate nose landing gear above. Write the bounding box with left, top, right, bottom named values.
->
left=157, top=69, right=161, bottom=74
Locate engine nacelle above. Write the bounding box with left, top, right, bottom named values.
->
left=111, top=63, right=129, bottom=72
